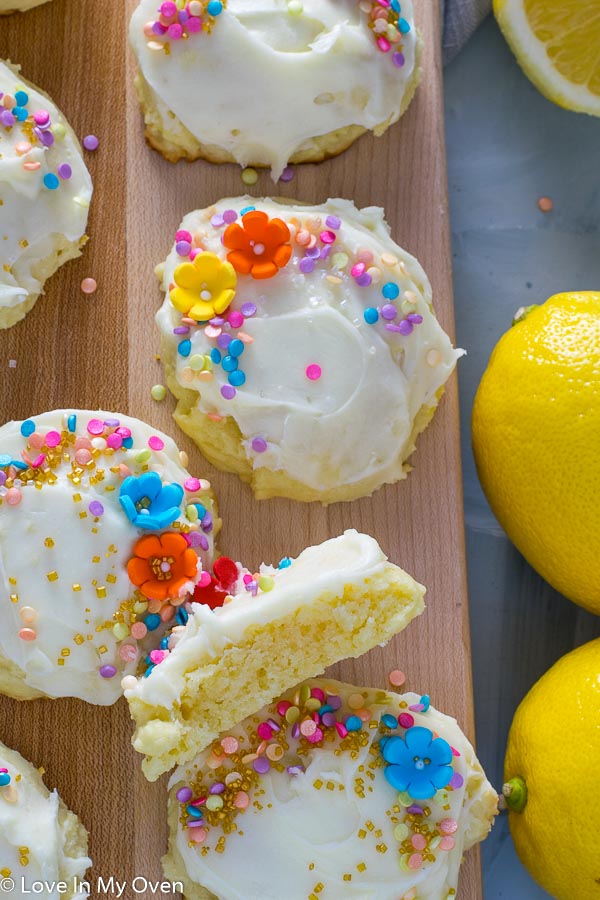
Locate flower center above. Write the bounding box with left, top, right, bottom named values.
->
left=413, top=756, right=431, bottom=770
left=249, top=240, right=265, bottom=256
left=200, top=283, right=212, bottom=302
left=150, top=555, right=175, bottom=580
left=135, top=496, right=152, bottom=513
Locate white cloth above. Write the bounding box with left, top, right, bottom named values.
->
left=441, top=0, right=492, bottom=64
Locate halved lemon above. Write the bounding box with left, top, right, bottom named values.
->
left=494, top=0, right=600, bottom=116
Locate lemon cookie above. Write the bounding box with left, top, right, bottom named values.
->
left=130, top=0, right=422, bottom=179
left=123, top=529, right=425, bottom=780
left=156, top=197, right=462, bottom=503
left=0, top=740, right=90, bottom=898
left=163, top=678, right=497, bottom=899
left=0, top=410, right=217, bottom=703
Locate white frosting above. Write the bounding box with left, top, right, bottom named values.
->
left=156, top=198, right=462, bottom=497
left=125, top=530, right=404, bottom=708
left=0, top=742, right=90, bottom=899
left=0, top=61, right=92, bottom=316
left=168, top=680, right=495, bottom=900
left=0, top=410, right=216, bottom=704
left=130, top=0, right=418, bottom=178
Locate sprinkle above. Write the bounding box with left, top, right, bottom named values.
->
left=5, top=488, right=21, bottom=506
left=253, top=757, right=271, bottom=774
left=382, top=282, right=400, bottom=300
left=18, top=628, right=36, bottom=641
left=57, top=163, right=72, bottom=180
left=426, top=348, right=442, bottom=367
left=382, top=714, right=398, bottom=728
left=221, top=383, right=236, bottom=401
left=176, top=787, right=193, bottom=803
left=440, top=818, right=458, bottom=834
left=299, top=257, right=315, bottom=274
left=131, top=622, right=147, bottom=640
left=279, top=166, right=295, bottom=182
left=234, top=791, right=250, bottom=809
left=449, top=772, right=464, bottom=789
left=389, top=669, right=406, bottom=686
left=241, top=167, right=258, bottom=185
left=83, top=134, right=99, bottom=151
left=89, top=501, right=104, bottom=516
left=251, top=437, right=267, bottom=453
left=306, top=364, right=322, bottom=381
left=399, top=712, right=414, bottom=729
left=19, top=607, right=37, bottom=624
left=151, top=384, right=167, bottom=402
left=240, top=301, right=257, bottom=317
left=99, top=665, right=117, bottom=679
left=392, top=51, right=405, bottom=67
left=43, top=173, right=59, bottom=190
left=440, top=835, right=455, bottom=851
left=221, top=736, right=239, bottom=754
left=20, top=419, right=35, bottom=437
left=148, top=435, right=165, bottom=451
left=381, top=304, right=397, bottom=320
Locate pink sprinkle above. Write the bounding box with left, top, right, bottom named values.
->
left=167, top=22, right=184, bottom=38
left=242, top=573, right=253, bottom=584
left=87, top=419, right=104, bottom=435
left=277, top=701, right=292, bottom=716
left=399, top=713, right=414, bottom=729
left=148, top=435, right=165, bottom=451
left=184, top=477, right=201, bottom=492
left=227, top=310, right=244, bottom=328
left=335, top=722, right=348, bottom=739
left=175, top=229, right=192, bottom=243
left=377, top=36, right=391, bottom=51
left=187, top=16, right=202, bottom=32
left=160, top=0, right=177, bottom=14
left=45, top=430, right=61, bottom=447
left=306, top=728, right=323, bottom=744
left=31, top=454, right=45, bottom=468
left=351, top=262, right=366, bottom=277
left=257, top=722, right=273, bottom=740
left=116, top=426, right=132, bottom=439
left=198, top=571, right=212, bottom=588
left=106, top=432, right=123, bottom=450
left=33, top=110, right=50, bottom=126
left=311, top=687, right=325, bottom=702
left=320, top=230, right=336, bottom=244
left=306, top=364, right=322, bottom=381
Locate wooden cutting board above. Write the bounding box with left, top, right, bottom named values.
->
left=0, top=0, right=482, bottom=896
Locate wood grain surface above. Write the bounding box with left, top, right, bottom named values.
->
left=0, top=0, right=482, bottom=897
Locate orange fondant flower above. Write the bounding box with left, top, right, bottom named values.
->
left=127, top=533, right=198, bottom=602
left=223, top=210, right=292, bottom=279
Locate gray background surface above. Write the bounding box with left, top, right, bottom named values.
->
left=444, top=15, right=600, bottom=898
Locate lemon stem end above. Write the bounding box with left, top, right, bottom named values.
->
left=503, top=776, right=527, bottom=813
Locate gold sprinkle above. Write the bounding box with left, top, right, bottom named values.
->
left=308, top=863, right=315, bottom=871
left=314, top=885, right=324, bottom=894
left=313, top=779, right=323, bottom=790
left=74, top=634, right=85, bottom=645
left=376, top=843, right=388, bottom=853
left=98, top=645, right=108, bottom=654
left=57, top=658, right=65, bottom=666
left=358, top=829, right=367, bottom=839
left=9, top=593, right=18, bottom=604
left=366, top=820, right=375, bottom=831
left=357, top=863, right=367, bottom=873
left=46, top=571, right=58, bottom=582
left=326, top=781, right=335, bottom=791
left=72, top=584, right=81, bottom=592
left=92, top=556, right=101, bottom=563
left=79, top=511, right=88, bottom=519
left=44, top=537, right=55, bottom=548
left=72, top=493, right=82, bottom=502
left=343, top=874, right=352, bottom=882
left=61, top=648, right=70, bottom=658
left=107, top=574, right=117, bottom=584
left=96, top=586, right=107, bottom=599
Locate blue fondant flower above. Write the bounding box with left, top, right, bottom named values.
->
left=381, top=726, right=453, bottom=800
left=119, top=472, right=183, bottom=531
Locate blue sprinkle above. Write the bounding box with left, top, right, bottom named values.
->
left=221, top=355, right=238, bottom=373
left=391, top=0, right=400, bottom=10
left=319, top=704, right=333, bottom=715
left=382, top=282, right=400, bottom=300
left=228, top=338, right=244, bottom=358
left=240, top=206, right=256, bottom=216
left=207, top=0, right=222, bottom=13
left=144, top=664, right=155, bottom=678
left=364, top=307, right=379, bottom=325
left=194, top=503, right=206, bottom=519
left=0, top=455, right=12, bottom=466
left=186, top=805, right=204, bottom=818
left=13, top=106, right=28, bottom=122
left=178, top=339, right=192, bottom=357
left=176, top=607, right=189, bottom=625
left=145, top=613, right=161, bottom=631
left=160, top=637, right=169, bottom=650
left=278, top=557, right=292, bottom=569
left=382, top=714, right=398, bottom=729
left=11, top=460, right=28, bottom=470
left=67, top=414, right=77, bottom=432
left=398, top=17, right=411, bottom=33
left=210, top=348, right=222, bottom=364
left=0, top=773, right=11, bottom=787
left=345, top=715, right=362, bottom=732
left=228, top=370, right=246, bottom=387
left=20, top=419, right=35, bottom=437
left=14, top=90, right=28, bottom=106
left=43, top=173, right=60, bottom=190
left=122, top=437, right=133, bottom=449
left=419, top=694, right=431, bottom=712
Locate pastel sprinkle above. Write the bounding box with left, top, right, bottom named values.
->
left=81, top=278, right=97, bottom=294
left=83, top=134, right=99, bottom=151
left=151, top=384, right=167, bottom=402
left=306, top=364, right=322, bottom=381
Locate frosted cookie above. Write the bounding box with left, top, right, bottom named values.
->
left=0, top=410, right=217, bottom=704
left=163, top=678, right=497, bottom=900
left=156, top=197, right=462, bottom=504
left=123, top=529, right=425, bottom=781
left=0, top=740, right=91, bottom=898
left=129, top=0, right=422, bottom=179
left=0, top=0, right=50, bottom=12
left=0, top=61, right=92, bottom=328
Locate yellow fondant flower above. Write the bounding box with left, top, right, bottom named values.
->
left=170, top=251, right=237, bottom=321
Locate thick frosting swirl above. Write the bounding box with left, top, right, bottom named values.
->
left=156, top=197, right=462, bottom=501
left=0, top=741, right=91, bottom=899
left=130, top=0, right=419, bottom=178
left=0, top=410, right=216, bottom=704
left=165, top=679, right=497, bottom=900
left=0, top=61, right=92, bottom=324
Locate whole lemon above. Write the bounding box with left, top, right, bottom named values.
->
left=503, top=637, right=600, bottom=898
left=472, top=292, right=600, bottom=613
